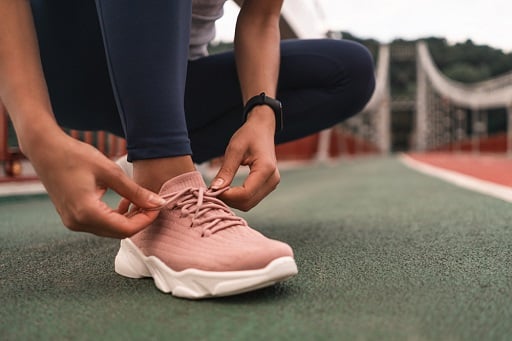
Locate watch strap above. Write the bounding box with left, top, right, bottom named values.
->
left=242, top=92, right=283, bottom=132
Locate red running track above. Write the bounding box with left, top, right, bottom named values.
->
left=406, top=152, right=512, bottom=187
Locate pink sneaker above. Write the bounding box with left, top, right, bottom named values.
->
left=115, top=171, right=297, bottom=299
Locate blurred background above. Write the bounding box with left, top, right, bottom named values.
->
left=211, top=0, right=512, bottom=161
left=2, top=0, right=512, bottom=179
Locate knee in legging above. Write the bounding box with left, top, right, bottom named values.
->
left=329, top=40, right=376, bottom=116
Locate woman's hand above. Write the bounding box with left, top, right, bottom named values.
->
left=0, top=0, right=165, bottom=238
left=28, top=130, right=165, bottom=238
left=211, top=0, right=284, bottom=211
left=211, top=106, right=279, bottom=211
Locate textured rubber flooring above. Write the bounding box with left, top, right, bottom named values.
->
left=1, top=157, right=512, bottom=340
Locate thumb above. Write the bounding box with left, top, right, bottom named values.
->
left=105, top=168, right=166, bottom=209
left=211, top=150, right=243, bottom=190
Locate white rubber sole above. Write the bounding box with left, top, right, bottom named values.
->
left=114, top=239, right=298, bottom=299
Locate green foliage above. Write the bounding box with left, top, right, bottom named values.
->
left=340, top=33, right=512, bottom=84
left=443, top=63, right=491, bottom=83
left=426, top=37, right=512, bottom=83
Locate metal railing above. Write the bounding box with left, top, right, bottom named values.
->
left=415, top=42, right=512, bottom=154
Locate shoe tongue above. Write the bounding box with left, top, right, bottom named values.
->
left=159, top=171, right=207, bottom=195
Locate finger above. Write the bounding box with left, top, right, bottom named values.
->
left=210, top=144, right=245, bottom=189
left=116, top=198, right=131, bottom=215
left=73, top=198, right=160, bottom=238
left=99, top=210, right=160, bottom=238
left=221, top=167, right=280, bottom=211
left=101, top=164, right=166, bottom=210
left=223, top=161, right=278, bottom=203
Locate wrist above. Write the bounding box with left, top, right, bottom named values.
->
left=242, top=92, right=283, bottom=133
left=13, top=111, right=64, bottom=157
left=245, top=105, right=276, bottom=131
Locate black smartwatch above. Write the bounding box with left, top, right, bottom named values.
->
left=242, top=92, right=283, bottom=132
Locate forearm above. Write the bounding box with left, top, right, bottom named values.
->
left=0, top=0, right=63, bottom=156
left=234, top=0, right=283, bottom=102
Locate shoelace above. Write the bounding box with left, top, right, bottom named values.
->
left=145, top=187, right=247, bottom=237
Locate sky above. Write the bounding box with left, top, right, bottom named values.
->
left=215, top=0, right=512, bottom=52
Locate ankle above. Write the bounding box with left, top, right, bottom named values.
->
left=133, top=155, right=196, bottom=192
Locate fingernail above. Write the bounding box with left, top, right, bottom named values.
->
left=149, top=194, right=167, bottom=206
left=211, top=178, right=224, bottom=189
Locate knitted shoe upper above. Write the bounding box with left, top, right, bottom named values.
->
left=129, top=171, right=293, bottom=272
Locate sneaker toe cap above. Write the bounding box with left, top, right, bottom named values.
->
left=232, top=239, right=294, bottom=271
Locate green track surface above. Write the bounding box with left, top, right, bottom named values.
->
left=2, top=157, right=512, bottom=341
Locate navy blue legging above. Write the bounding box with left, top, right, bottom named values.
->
left=30, top=1, right=375, bottom=163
